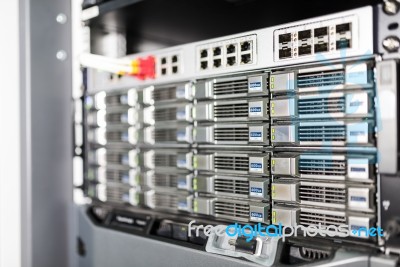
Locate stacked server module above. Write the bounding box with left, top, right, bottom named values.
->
left=268, top=59, right=378, bottom=236
left=190, top=72, right=271, bottom=223
left=137, top=82, right=195, bottom=212
left=86, top=89, right=141, bottom=206
left=85, top=82, right=197, bottom=212
left=82, top=6, right=380, bottom=241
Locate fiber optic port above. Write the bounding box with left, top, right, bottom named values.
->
left=298, top=30, right=311, bottom=40
left=161, top=57, right=167, bottom=64
left=314, top=43, right=328, bottom=53
left=172, top=66, right=178, bottom=74
left=240, top=41, right=251, bottom=51
left=336, top=39, right=351, bottom=49
left=298, top=45, right=312, bottom=56
left=201, top=61, right=208, bottom=70
left=213, top=59, right=221, bottom=68
left=241, top=54, right=251, bottom=64
left=172, top=55, right=178, bottom=63
left=279, top=33, right=291, bottom=43
left=226, top=44, right=236, bottom=54
left=213, top=47, right=222, bottom=56
left=314, top=27, right=328, bottom=37
left=200, top=49, right=208, bottom=58
left=336, top=23, right=350, bottom=33
left=279, top=48, right=292, bottom=59
left=227, top=56, right=236, bottom=66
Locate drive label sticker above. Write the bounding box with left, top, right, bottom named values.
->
left=249, top=106, right=262, bottom=116
left=249, top=131, right=263, bottom=141
left=250, top=162, right=263, bottom=173
left=250, top=212, right=263, bottom=222
left=350, top=196, right=367, bottom=202
left=249, top=82, right=262, bottom=91
left=250, top=187, right=263, bottom=197
left=348, top=158, right=369, bottom=179
left=248, top=76, right=263, bottom=92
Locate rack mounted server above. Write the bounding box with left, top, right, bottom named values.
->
left=76, top=4, right=400, bottom=267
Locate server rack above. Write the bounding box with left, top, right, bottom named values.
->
left=17, top=0, right=400, bottom=266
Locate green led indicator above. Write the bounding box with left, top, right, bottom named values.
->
left=193, top=200, right=198, bottom=212
left=193, top=156, right=198, bottom=169
left=193, top=178, right=198, bottom=191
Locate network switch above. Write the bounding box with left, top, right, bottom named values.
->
left=197, top=35, right=257, bottom=71
left=274, top=16, right=357, bottom=61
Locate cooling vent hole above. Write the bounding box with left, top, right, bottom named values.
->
left=388, top=22, right=399, bottom=31
left=299, top=247, right=331, bottom=261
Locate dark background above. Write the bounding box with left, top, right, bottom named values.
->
left=86, top=0, right=381, bottom=55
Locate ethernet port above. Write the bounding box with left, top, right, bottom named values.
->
left=241, top=54, right=251, bottom=64
left=298, top=45, right=312, bottom=56
left=161, top=68, right=167, bottom=75
left=227, top=56, right=236, bottom=66
left=200, top=61, right=208, bottom=70
left=336, top=23, right=351, bottom=33
left=314, top=27, right=328, bottom=37
left=171, top=55, right=178, bottom=63
left=226, top=44, right=236, bottom=54
left=298, top=30, right=311, bottom=40
left=161, top=57, right=167, bottom=64
left=200, top=49, right=208, bottom=58
left=213, top=47, right=222, bottom=56
left=213, top=59, right=221, bottom=68
left=241, top=41, right=251, bottom=51
left=314, top=43, right=328, bottom=53
left=279, top=33, right=291, bottom=43
left=172, top=66, right=178, bottom=74
left=336, top=39, right=351, bottom=49
left=279, top=48, right=292, bottom=59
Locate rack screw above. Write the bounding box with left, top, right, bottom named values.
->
left=56, top=13, right=67, bottom=24
left=383, top=36, right=400, bottom=52
left=383, top=0, right=399, bottom=15
left=56, top=50, right=67, bottom=61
